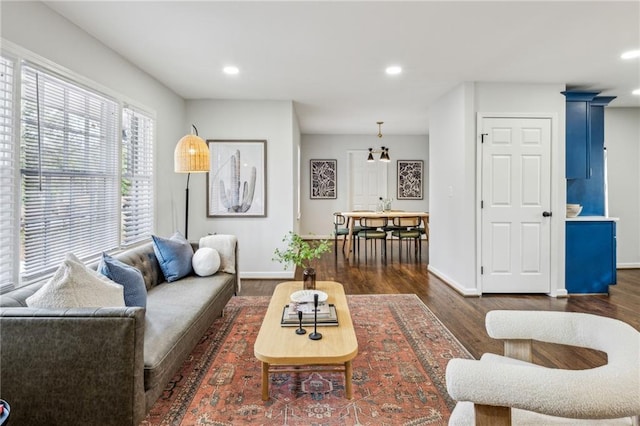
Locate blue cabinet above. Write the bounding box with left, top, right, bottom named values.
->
left=563, top=91, right=599, bottom=179
left=566, top=95, right=616, bottom=215
left=565, top=220, right=617, bottom=293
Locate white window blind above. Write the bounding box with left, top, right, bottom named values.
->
left=20, top=63, right=120, bottom=282
left=121, top=107, right=154, bottom=246
left=0, top=55, right=16, bottom=292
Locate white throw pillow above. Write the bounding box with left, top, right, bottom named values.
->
left=192, top=247, right=221, bottom=277
left=198, top=235, right=237, bottom=274
left=26, top=253, right=126, bottom=308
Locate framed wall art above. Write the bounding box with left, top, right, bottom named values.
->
left=397, top=160, right=423, bottom=200
left=207, top=139, right=266, bottom=217
left=310, top=159, right=337, bottom=199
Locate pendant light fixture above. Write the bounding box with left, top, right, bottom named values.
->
left=367, top=121, right=390, bottom=162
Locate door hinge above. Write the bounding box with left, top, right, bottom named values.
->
left=481, top=200, right=484, bottom=209
left=481, top=266, right=484, bottom=275
left=480, top=133, right=488, bottom=143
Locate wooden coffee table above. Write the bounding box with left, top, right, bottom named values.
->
left=254, top=281, right=358, bottom=401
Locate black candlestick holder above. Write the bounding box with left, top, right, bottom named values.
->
left=295, top=309, right=306, bottom=335
left=309, top=293, right=323, bottom=340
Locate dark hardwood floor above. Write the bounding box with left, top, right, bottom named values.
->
left=240, top=240, right=640, bottom=370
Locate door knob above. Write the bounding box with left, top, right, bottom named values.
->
left=542, top=211, right=552, bottom=217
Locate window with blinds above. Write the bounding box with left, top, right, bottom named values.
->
left=0, top=52, right=156, bottom=290
left=121, top=107, right=154, bottom=246
left=20, top=63, right=120, bottom=282
left=0, top=56, right=16, bottom=292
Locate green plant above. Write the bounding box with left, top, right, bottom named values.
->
left=272, top=231, right=331, bottom=270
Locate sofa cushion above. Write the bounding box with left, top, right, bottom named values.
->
left=98, top=253, right=147, bottom=308
left=152, top=232, right=194, bottom=282
left=192, top=247, right=220, bottom=277
left=142, top=273, right=235, bottom=393
left=26, top=253, right=125, bottom=308
left=198, top=234, right=237, bottom=274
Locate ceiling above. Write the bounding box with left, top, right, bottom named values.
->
left=44, top=1, right=640, bottom=135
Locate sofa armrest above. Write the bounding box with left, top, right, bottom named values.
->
left=0, top=307, right=146, bottom=426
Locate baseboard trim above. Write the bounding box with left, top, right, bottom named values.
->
left=240, top=271, right=294, bottom=280
left=549, top=288, right=568, bottom=298
left=617, top=263, right=640, bottom=269
left=427, top=265, right=480, bottom=297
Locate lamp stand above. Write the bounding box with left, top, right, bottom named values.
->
left=184, top=173, right=191, bottom=239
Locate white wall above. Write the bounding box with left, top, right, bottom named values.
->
left=1, top=1, right=186, bottom=237
left=185, top=100, right=298, bottom=278
left=429, top=83, right=477, bottom=295
left=429, top=82, right=567, bottom=296
left=606, top=107, right=640, bottom=267
left=300, top=134, right=429, bottom=236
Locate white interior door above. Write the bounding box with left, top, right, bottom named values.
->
left=348, top=151, right=387, bottom=211
left=481, top=117, right=552, bottom=293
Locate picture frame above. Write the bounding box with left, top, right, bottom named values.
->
left=207, top=140, right=266, bottom=217
left=310, top=159, right=337, bottom=199
left=397, top=160, right=423, bottom=200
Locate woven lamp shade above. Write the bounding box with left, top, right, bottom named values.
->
left=174, top=134, right=210, bottom=173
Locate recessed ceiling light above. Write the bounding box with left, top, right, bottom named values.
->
left=385, top=65, right=402, bottom=75
left=621, top=50, right=640, bottom=60
left=632, top=88, right=640, bottom=95
left=223, top=66, right=239, bottom=75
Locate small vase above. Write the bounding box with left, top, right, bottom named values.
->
left=303, top=268, right=316, bottom=290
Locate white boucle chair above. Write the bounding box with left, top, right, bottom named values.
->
left=446, top=310, right=640, bottom=426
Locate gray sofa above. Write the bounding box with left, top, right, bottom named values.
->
left=0, top=240, right=238, bottom=426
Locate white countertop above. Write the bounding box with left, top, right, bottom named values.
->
left=566, top=216, right=619, bottom=222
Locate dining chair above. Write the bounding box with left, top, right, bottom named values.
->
left=350, top=210, right=375, bottom=254
left=333, top=213, right=349, bottom=258
left=383, top=210, right=406, bottom=258
left=383, top=210, right=407, bottom=233
left=420, top=213, right=429, bottom=242
left=391, top=216, right=422, bottom=262
left=357, top=217, right=388, bottom=264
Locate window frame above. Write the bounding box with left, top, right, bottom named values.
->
left=1, top=42, right=156, bottom=290
left=0, top=53, right=20, bottom=293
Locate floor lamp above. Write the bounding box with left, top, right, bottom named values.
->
left=174, top=125, right=210, bottom=240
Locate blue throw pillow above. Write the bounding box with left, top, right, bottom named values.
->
left=98, top=253, right=147, bottom=308
left=152, top=232, right=194, bottom=282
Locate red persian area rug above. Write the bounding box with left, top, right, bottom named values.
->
left=142, top=294, right=473, bottom=426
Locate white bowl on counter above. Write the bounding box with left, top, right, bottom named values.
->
left=566, top=204, right=582, bottom=218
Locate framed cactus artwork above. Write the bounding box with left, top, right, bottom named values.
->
left=206, top=140, right=266, bottom=217
left=310, top=159, right=337, bottom=199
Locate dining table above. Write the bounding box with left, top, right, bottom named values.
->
left=340, top=211, right=429, bottom=260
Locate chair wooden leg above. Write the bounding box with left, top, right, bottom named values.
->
left=504, top=339, right=532, bottom=363
left=474, top=404, right=511, bottom=426
left=364, top=238, right=368, bottom=264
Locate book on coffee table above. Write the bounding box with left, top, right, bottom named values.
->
left=281, top=304, right=339, bottom=327
left=286, top=301, right=331, bottom=318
